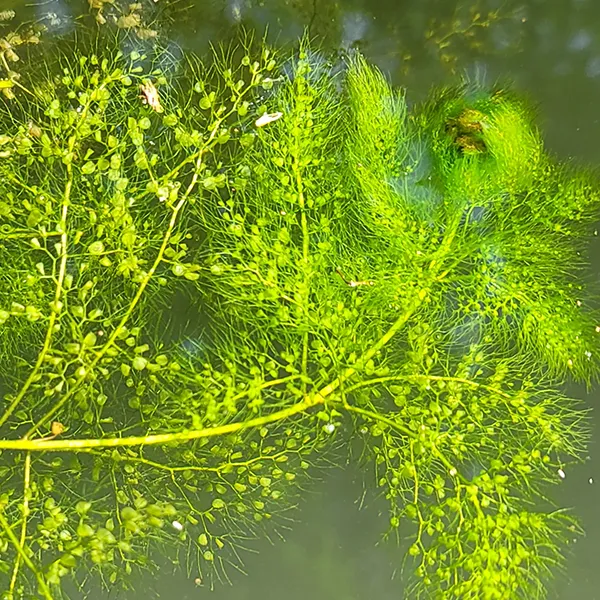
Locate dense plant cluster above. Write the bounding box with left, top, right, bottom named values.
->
left=0, top=27, right=598, bottom=600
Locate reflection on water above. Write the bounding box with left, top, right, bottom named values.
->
left=4, top=0, right=600, bottom=598
left=37, top=1, right=73, bottom=34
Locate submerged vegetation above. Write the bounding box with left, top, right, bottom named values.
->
left=0, top=21, right=598, bottom=600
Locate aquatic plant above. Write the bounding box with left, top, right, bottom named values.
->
left=424, top=1, right=526, bottom=73
left=0, top=11, right=43, bottom=99
left=0, top=28, right=598, bottom=600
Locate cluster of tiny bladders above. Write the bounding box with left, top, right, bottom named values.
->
left=0, top=12, right=42, bottom=99
left=89, top=0, right=158, bottom=39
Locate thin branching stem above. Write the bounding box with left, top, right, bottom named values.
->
left=0, top=508, right=52, bottom=600
left=9, top=452, right=31, bottom=596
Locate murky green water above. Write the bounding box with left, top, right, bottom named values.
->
left=4, top=0, right=600, bottom=598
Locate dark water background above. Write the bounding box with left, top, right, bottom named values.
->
left=3, top=0, right=600, bottom=598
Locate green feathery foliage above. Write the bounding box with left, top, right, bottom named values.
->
left=0, top=28, right=598, bottom=600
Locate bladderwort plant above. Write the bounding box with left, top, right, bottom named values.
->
left=0, top=28, right=598, bottom=600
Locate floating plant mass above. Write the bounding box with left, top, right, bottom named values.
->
left=0, top=25, right=598, bottom=600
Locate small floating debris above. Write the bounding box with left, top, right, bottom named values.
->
left=255, top=111, right=283, bottom=127
left=335, top=267, right=375, bottom=288
left=171, top=520, right=184, bottom=531
left=558, top=468, right=566, bottom=479
left=139, top=80, right=163, bottom=113
left=0, top=10, right=16, bottom=22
